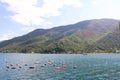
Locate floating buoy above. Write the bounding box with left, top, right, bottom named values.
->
left=53, top=64, right=57, bottom=67
left=6, top=65, right=10, bottom=69
left=19, top=66, right=22, bottom=69
left=41, top=65, right=45, bottom=67
left=25, top=64, right=28, bottom=66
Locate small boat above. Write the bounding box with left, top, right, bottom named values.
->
left=48, top=61, right=52, bottom=65
left=73, top=66, right=77, bottom=69
left=61, top=65, right=66, bottom=69
left=29, top=66, right=35, bottom=69
left=11, top=67, right=16, bottom=69
left=55, top=67, right=61, bottom=71
left=34, top=61, right=41, bottom=64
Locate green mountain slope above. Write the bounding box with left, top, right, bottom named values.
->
left=0, top=19, right=119, bottom=53
left=94, top=29, right=120, bottom=53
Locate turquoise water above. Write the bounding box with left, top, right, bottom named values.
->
left=0, top=53, right=120, bottom=80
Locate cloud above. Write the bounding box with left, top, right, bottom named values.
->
left=91, top=0, right=119, bottom=6
left=21, top=27, right=35, bottom=32
left=1, top=0, right=82, bottom=26
left=0, top=32, right=18, bottom=41
left=91, top=0, right=98, bottom=5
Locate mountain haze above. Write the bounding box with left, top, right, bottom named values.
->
left=0, top=19, right=119, bottom=53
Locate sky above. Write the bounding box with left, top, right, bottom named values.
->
left=0, top=0, right=120, bottom=41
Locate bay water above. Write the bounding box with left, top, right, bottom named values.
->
left=0, top=53, right=120, bottom=80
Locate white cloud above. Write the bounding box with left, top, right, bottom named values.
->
left=21, top=27, right=35, bottom=32
left=0, top=32, right=18, bottom=41
left=91, top=0, right=119, bottom=6
left=1, top=0, right=82, bottom=26
left=91, top=0, right=98, bottom=5
left=90, top=0, right=120, bottom=20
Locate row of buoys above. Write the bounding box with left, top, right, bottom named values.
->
left=6, top=64, right=22, bottom=71
left=3, top=60, right=77, bottom=72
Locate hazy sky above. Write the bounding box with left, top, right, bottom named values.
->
left=0, top=0, right=120, bottom=41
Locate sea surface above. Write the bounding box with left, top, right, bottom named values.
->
left=0, top=53, right=120, bottom=80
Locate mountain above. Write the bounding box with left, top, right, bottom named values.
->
left=0, top=19, right=119, bottom=53
left=94, top=29, right=120, bottom=53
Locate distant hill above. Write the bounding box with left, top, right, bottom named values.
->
left=0, top=19, right=119, bottom=53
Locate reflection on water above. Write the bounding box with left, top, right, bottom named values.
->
left=0, top=53, right=120, bottom=80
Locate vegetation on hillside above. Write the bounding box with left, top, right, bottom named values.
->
left=0, top=19, right=119, bottom=53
